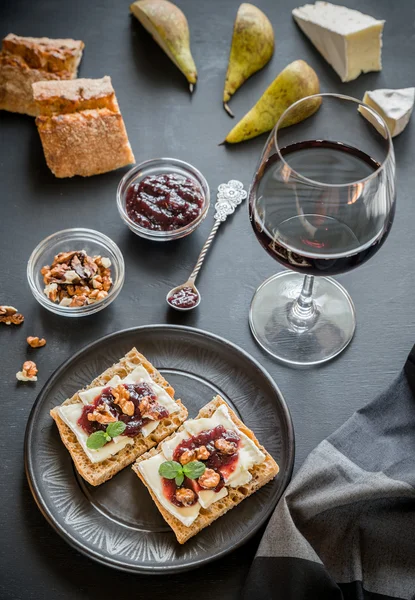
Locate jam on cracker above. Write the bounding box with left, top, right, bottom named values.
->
left=78, top=382, right=168, bottom=439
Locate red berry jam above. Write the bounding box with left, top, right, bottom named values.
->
left=162, top=477, right=199, bottom=507
left=77, top=382, right=168, bottom=438
left=174, top=425, right=240, bottom=482
left=161, top=425, right=240, bottom=505
left=125, top=173, right=204, bottom=231
left=168, top=286, right=199, bottom=309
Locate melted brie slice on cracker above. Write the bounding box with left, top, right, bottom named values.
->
left=57, top=365, right=181, bottom=463
left=137, top=404, right=266, bottom=526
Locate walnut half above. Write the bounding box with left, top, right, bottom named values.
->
left=198, top=468, right=221, bottom=489
left=27, top=336, right=47, bottom=348
left=112, top=385, right=135, bottom=416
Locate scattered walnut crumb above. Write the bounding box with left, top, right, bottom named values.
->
left=41, top=250, right=113, bottom=307
left=0, top=305, right=24, bottom=325
left=27, top=336, right=47, bottom=348
left=16, top=360, right=38, bottom=382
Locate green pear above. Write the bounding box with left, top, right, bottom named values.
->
left=130, top=0, right=197, bottom=92
left=224, top=60, right=321, bottom=143
left=223, top=3, right=274, bottom=117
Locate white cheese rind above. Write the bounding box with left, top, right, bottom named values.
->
left=183, top=404, right=238, bottom=436
left=57, top=403, right=133, bottom=463
left=138, top=453, right=201, bottom=526
left=78, top=375, right=121, bottom=405
left=362, top=88, right=415, bottom=137
left=161, top=430, right=191, bottom=460
left=61, top=365, right=181, bottom=463
left=198, top=487, right=228, bottom=509
left=292, top=2, right=385, bottom=82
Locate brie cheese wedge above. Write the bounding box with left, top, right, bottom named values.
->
left=292, top=2, right=385, bottom=82
left=361, top=88, right=415, bottom=137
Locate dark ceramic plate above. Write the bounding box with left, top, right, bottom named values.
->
left=25, top=325, right=294, bottom=574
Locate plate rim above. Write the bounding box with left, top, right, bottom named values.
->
left=24, top=324, right=295, bottom=574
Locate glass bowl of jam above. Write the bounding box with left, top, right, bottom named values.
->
left=116, top=158, right=210, bottom=241
left=27, top=228, right=125, bottom=317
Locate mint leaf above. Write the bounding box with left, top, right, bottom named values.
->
left=87, top=430, right=109, bottom=449
left=159, top=460, right=183, bottom=479
left=183, top=460, right=206, bottom=479
left=106, top=421, right=126, bottom=439
left=175, top=473, right=184, bottom=486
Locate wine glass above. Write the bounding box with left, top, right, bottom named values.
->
left=249, top=93, right=396, bottom=367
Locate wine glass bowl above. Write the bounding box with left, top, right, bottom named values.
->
left=249, top=93, right=396, bottom=366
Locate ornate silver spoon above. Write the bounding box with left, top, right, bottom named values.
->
left=166, top=180, right=247, bottom=311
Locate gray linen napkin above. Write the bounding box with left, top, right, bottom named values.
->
left=242, top=348, right=415, bottom=600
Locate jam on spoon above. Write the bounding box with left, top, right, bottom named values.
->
left=167, top=286, right=199, bottom=309
left=125, top=173, right=204, bottom=231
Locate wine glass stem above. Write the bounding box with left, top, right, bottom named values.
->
left=288, top=275, right=318, bottom=330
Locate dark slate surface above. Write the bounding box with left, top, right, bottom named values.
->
left=0, top=0, right=414, bottom=598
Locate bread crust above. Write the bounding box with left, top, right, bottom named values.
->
left=50, top=348, right=188, bottom=486
left=33, top=76, right=135, bottom=177
left=0, top=33, right=84, bottom=116
left=32, top=76, right=119, bottom=115
left=133, top=395, right=280, bottom=544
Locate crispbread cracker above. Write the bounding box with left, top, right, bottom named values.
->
left=51, top=348, right=187, bottom=486
left=132, top=395, right=279, bottom=544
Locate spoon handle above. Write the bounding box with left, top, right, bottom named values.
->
left=189, top=219, right=221, bottom=282
left=188, top=180, right=247, bottom=284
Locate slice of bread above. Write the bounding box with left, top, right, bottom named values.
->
left=0, top=33, right=84, bottom=116
left=50, top=348, right=188, bottom=486
left=132, top=395, right=280, bottom=544
left=33, top=76, right=135, bottom=177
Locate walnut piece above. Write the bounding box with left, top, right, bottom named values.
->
left=112, top=385, right=134, bottom=416
left=0, top=305, right=24, bottom=325
left=138, top=396, right=163, bottom=420
left=40, top=250, right=113, bottom=307
left=196, top=445, right=210, bottom=460
left=16, top=360, right=38, bottom=382
left=87, top=403, right=117, bottom=424
left=174, top=488, right=196, bottom=507
left=27, top=336, right=47, bottom=348
left=179, top=449, right=197, bottom=465
left=69, top=295, right=88, bottom=307
left=198, top=468, right=220, bottom=489
left=214, top=438, right=238, bottom=455
left=180, top=445, right=210, bottom=464
left=0, top=305, right=17, bottom=316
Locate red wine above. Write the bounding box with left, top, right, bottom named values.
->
left=249, top=140, right=394, bottom=276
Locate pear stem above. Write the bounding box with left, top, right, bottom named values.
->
left=223, top=102, right=234, bottom=118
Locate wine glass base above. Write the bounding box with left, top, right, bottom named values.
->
left=249, top=271, right=356, bottom=367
